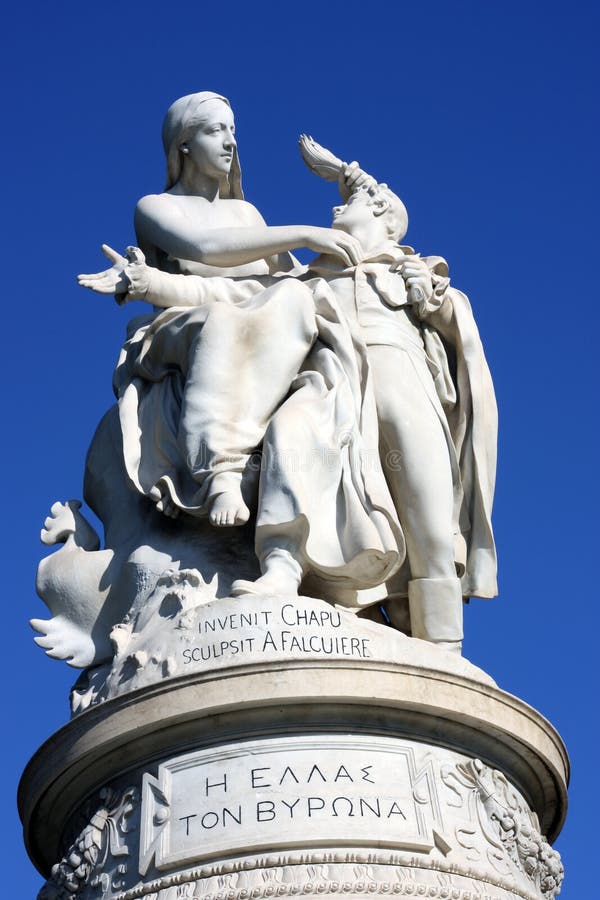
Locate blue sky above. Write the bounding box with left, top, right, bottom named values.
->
left=2, top=1, right=598, bottom=895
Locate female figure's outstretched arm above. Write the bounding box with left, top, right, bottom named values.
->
left=135, top=193, right=363, bottom=269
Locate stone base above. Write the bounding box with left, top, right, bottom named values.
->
left=19, top=598, right=568, bottom=900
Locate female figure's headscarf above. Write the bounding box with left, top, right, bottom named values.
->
left=162, top=91, right=244, bottom=198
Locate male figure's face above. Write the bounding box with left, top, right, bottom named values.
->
left=331, top=189, right=378, bottom=237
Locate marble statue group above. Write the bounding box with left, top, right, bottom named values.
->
left=23, top=92, right=570, bottom=900
left=34, top=90, right=498, bottom=686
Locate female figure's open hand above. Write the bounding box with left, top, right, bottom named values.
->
left=78, top=245, right=128, bottom=295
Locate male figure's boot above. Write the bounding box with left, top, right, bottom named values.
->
left=408, top=576, right=464, bottom=655
left=231, top=546, right=305, bottom=597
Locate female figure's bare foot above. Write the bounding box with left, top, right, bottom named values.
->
left=208, top=490, right=250, bottom=527
left=149, top=484, right=179, bottom=519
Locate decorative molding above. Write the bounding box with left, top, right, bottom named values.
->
left=111, top=855, right=545, bottom=900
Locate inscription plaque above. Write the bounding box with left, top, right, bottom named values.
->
left=179, top=600, right=373, bottom=669
left=140, top=735, right=447, bottom=873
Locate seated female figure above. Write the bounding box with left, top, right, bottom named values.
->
left=109, top=91, right=362, bottom=526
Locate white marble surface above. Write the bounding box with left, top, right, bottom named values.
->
left=34, top=91, right=500, bottom=678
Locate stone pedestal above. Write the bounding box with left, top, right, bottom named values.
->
left=20, top=595, right=568, bottom=900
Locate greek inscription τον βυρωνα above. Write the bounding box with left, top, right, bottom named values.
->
left=140, top=737, right=441, bottom=873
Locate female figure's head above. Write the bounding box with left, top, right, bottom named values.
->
left=162, top=91, right=243, bottom=198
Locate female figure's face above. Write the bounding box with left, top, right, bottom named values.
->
left=182, top=99, right=236, bottom=180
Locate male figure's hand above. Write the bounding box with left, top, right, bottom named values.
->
left=78, top=245, right=148, bottom=303
left=393, top=255, right=433, bottom=305
left=338, top=161, right=377, bottom=201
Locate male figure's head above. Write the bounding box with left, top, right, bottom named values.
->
left=331, top=183, right=408, bottom=249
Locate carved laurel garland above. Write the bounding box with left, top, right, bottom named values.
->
left=440, top=760, right=563, bottom=899
left=38, top=786, right=137, bottom=900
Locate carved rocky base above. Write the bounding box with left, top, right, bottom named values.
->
left=20, top=597, right=568, bottom=900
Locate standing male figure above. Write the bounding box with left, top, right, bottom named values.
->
left=242, top=175, right=497, bottom=654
